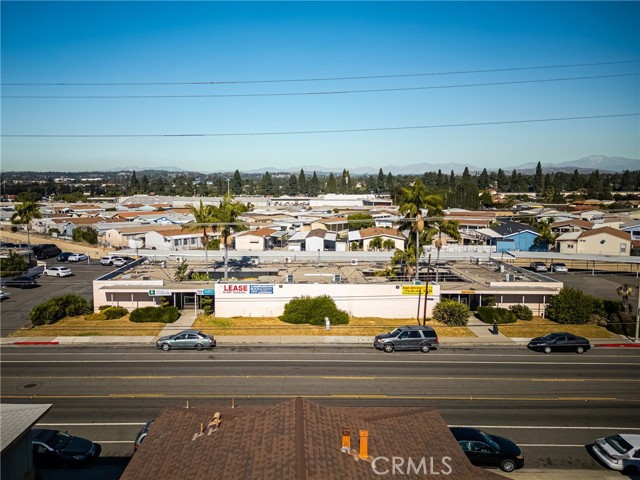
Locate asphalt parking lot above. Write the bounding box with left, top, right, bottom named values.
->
left=0, top=258, right=112, bottom=337
left=548, top=270, right=640, bottom=303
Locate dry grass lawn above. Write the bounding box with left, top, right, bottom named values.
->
left=193, top=316, right=474, bottom=337
left=10, top=315, right=165, bottom=337
left=498, top=316, right=618, bottom=339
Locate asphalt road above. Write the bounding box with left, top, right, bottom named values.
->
left=2, top=345, right=639, bottom=477
left=0, top=259, right=109, bottom=337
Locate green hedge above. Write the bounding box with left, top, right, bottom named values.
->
left=30, top=294, right=92, bottom=326
left=130, top=306, right=180, bottom=323
left=509, top=304, right=533, bottom=321
left=546, top=287, right=598, bottom=325
left=279, top=295, right=349, bottom=326
left=476, top=306, right=517, bottom=324
left=103, top=306, right=129, bottom=320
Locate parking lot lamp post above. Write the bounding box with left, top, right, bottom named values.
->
left=415, top=212, right=423, bottom=283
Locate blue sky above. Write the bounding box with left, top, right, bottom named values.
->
left=2, top=1, right=639, bottom=173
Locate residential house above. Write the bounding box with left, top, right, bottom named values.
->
left=557, top=226, right=632, bottom=256
left=145, top=229, right=204, bottom=251
left=311, top=216, right=350, bottom=235
left=235, top=228, right=278, bottom=251
left=51, top=217, right=121, bottom=238
left=348, top=227, right=405, bottom=251
left=103, top=224, right=180, bottom=248
left=305, top=229, right=338, bottom=252
left=477, top=220, right=541, bottom=252
left=549, top=219, right=593, bottom=236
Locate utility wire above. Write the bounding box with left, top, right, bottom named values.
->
left=4, top=73, right=638, bottom=99
left=2, top=113, right=637, bottom=138
left=3, top=60, right=638, bottom=86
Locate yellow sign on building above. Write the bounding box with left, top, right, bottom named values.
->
left=401, top=285, right=434, bottom=295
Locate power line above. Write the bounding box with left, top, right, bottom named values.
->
left=2, top=113, right=637, bottom=138
left=4, top=73, right=638, bottom=99
left=3, top=60, right=638, bottom=86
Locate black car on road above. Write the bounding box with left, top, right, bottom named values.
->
left=450, top=427, right=524, bottom=472
left=57, top=251, right=75, bottom=261
left=527, top=332, right=590, bottom=354
left=32, top=428, right=101, bottom=468
left=2, top=275, right=38, bottom=289
left=374, top=325, right=439, bottom=353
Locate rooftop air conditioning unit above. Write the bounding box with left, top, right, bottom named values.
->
left=505, top=273, right=515, bottom=282
left=284, top=257, right=292, bottom=264
left=351, top=259, right=358, bottom=265
left=286, top=274, right=294, bottom=283
left=175, top=256, right=183, bottom=263
left=333, top=274, right=342, bottom=283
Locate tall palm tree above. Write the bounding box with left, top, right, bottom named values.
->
left=425, top=219, right=461, bottom=282
left=398, top=180, right=442, bottom=279
left=210, top=194, right=250, bottom=280
left=10, top=193, right=41, bottom=258
left=183, top=200, right=216, bottom=274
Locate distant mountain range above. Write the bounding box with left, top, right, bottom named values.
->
left=108, top=155, right=638, bottom=175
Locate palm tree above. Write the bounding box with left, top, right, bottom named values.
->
left=183, top=200, right=216, bottom=273
left=10, top=193, right=41, bottom=258
left=382, top=238, right=396, bottom=251
left=391, top=248, right=415, bottom=281
left=210, top=194, right=250, bottom=281
left=368, top=237, right=383, bottom=251
left=425, top=219, right=461, bottom=282
left=398, top=181, right=442, bottom=279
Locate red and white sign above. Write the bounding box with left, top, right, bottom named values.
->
left=222, top=284, right=248, bottom=294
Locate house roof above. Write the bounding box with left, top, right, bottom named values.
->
left=316, top=216, right=349, bottom=225
left=578, top=226, right=631, bottom=242
left=550, top=219, right=593, bottom=230
left=1, top=403, right=52, bottom=453
left=307, top=229, right=337, bottom=240
left=357, top=227, right=404, bottom=240
left=491, top=220, right=539, bottom=238
left=121, top=398, right=505, bottom=480
left=238, top=228, right=278, bottom=238
left=148, top=228, right=204, bottom=238
left=52, top=217, right=121, bottom=226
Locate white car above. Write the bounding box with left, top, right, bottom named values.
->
left=45, top=266, right=73, bottom=277
left=550, top=262, right=568, bottom=273
left=0, top=290, right=9, bottom=301
left=592, top=434, right=640, bottom=472
left=113, top=257, right=130, bottom=267
left=68, top=253, right=88, bottom=262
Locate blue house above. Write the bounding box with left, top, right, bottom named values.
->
left=484, top=220, right=542, bottom=252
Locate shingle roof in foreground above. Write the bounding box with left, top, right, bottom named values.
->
left=121, top=398, right=505, bottom=480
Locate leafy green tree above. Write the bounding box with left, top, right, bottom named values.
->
left=382, top=238, right=396, bottom=251
left=10, top=192, right=41, bottom=251
left=231, top=170, right=243, bottom=195
left=210, top=194, right=250, bottom=280
left=433, top=299, right=469, bottom=326
left=298, top=169, right=307, bottom=195
left=347, top=213, right=375, bottom=231
left=534, top=162, right=544, bottom=194
left=377, top=168, right=386, bottom=193
left=368, top=237, right=383, bottom=251
left=477, top=168, right=490, bottom=189
left=260, top=172, right=273, bottom=196
left=496, top=168, right=509, bottom=191
left=72, top=227, right=98, bottom=244
left=183, top=200, right=217, bottom=267
left=350, top=241, right=360, bottom=251
left=546, top=288, right=597, bottom=325
left=30, top=294, right=91, bottom=326
left=174, top=259, right=189, bottom=282
left=0, top=253, right=28, bottom=277
left=129, top=171, right=140, bottom=194
left=279, top=295, right=349, bottom=325
left=308, top=171, right=320, bottom=196
left=325, top=173, right=337, bottom=193
left=287, top=174, right=298, bottom=195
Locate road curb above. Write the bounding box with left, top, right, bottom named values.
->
left=12, top=341, right=59, bottom=345
left=593, top=343, right=640, bottom=348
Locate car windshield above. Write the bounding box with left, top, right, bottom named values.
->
left=43, top=430, right=73, bottom=450
left=540, top=334, right=558, bottom=341
left=479, top=431, right=500, bottom=451
left=605, top=435, right=634, bottom=454
left=389, top=328, right=402, bottom=336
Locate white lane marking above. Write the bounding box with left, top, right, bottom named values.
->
left=449, top=425, right=640, bottom=431
left=4, top=359, right=639, bottom=366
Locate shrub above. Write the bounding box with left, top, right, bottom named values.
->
left=509, top=304, right=533, bottom=321
left=280, top=295, right=349, bottom=326
left=545, top=287, right=597, bottom=325
left=476, top=306, right=517, bottom=324
left=84, top=312, right=106, bottom=322
left=0, top=253, right=28, bottom=278
left=102, top=306, right=128, bottom=319
left=30, top=294, right=91, bottom=326
left=432, top=299, right=469, bottom=326
left=130, top=306, right=180, bottom=323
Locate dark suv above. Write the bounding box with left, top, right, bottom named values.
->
left=374, top=325, right=439, bottom=353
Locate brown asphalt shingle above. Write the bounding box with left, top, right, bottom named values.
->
left=121, top=398, right=506, bottom=480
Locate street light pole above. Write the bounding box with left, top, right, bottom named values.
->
left=635, top=280, right=640, bottom=342
left=415, top=212, right=424, bottom=283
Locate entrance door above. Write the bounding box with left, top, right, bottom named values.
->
left=183, top=295, right=196, bottom=309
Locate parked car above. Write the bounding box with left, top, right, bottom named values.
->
left=113, top=256, right=133, bottom=267
left=57, top=252, right=75, bottom=262
left=592, top=433, right=640, bottom=473
left=68, top=253, right=89, bottom=262
left=156, top=329, right=216, bottom=351
left=374, top=325, right=439, bottom=353
left=45, top=266, right=73, bottom=277
left=527, top=332, right=590, bottom=354
left=32, top=428, right=102, bottom=468
left=529, top=262, right=548, bottom=272
left=0, top=290, right=9, bottom=301
left=450, top=427, right=524, bottom=473
left=134, top=420, right=154, bottom=453
left=32, top=244, right=62, bottom=260
left=550, top=262, right=569, bottom=273
left=100, top=255, right=119, bottom=266
left=3, top=275, right=38, bottom=288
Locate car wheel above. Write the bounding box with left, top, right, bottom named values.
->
left=195, top=343, right=204, bottom=351
left=543, top=346, right=552, bottom=354
left=500, top=459, right=516, bottom=473
left=420, top=345, right=430, bottom=353
left=383, top=344, right=394, bottom=353
left=161, top=343, right=170, bottom=351
left=57, top=273, right=61, bottom=277
left=576, top=346, right=585, bottom=354
left=622, top=466, right=638, bottom=474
